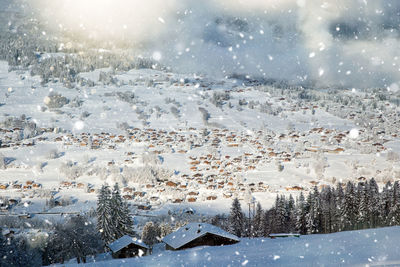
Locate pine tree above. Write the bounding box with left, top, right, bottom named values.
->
left=329, top=186, right=338, bottom=232
left=305, top=192, right=316, bottom=234
left=341, top=182, right=358, bottom=230
left=252, top=202, right=263, bottom=237
left=368, top=178, right=380, bottom=228
left=335, top=183, right=345, bottom=232
left=286, top=195, right=296, bottom=232
left=321, top=186, right=334, bottom=233
left=312, top=186, right=323, bottom=233
left=295, top=192, right=307, bottom=235
left=389, top=202, right=400, bottom=226
left=111, top=183, right=124, bottom=239
left=392, top=181, right=400, bottom=210
left=228, top=198, right=245, bottom=237
left=97, top=184, right=114, bottom=244
left=388, top=181, right=400, bottom=226
left=379, top=182, right=393, bottom=226
left=274, top=195, right=287, bottom=233
left=111, top=183, right=134, bottom=239
left=357, top=182, right=370, bottom=229
left=261, top=209, right=273, bottom=236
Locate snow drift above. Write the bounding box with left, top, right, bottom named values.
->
left=66, top=226, right=400, bottom=266
left=32, top=0, right=400, bottom=88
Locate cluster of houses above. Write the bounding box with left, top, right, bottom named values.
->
left=0, top=180, right=41, bottom=191
left=0, top=122, right=389, bottom=208
left=0, top=95, right=392, bottom=210
left=0, top=127, right=53, bottom=148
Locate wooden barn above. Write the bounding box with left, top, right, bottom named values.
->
left=268, top=233, right=300, bottom=239
left=162, top=223, right=239, bottom=251
left=108, top=235, right=149, bottom=259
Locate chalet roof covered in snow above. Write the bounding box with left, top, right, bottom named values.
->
left=162, top=222, right=239, bottom=250
left=108, top=235, right=149, bottom=253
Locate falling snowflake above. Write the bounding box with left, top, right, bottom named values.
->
left=349, top=129, right=359, bottom=139
left=152, top=51, right=162, bottom=61
left=74, top=120, right=85, bottom=131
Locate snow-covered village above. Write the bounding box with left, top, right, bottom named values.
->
left=2, top=0, right=400, bottom=266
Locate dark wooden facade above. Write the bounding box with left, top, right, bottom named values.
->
left=111, top=243, right=148, bottom=259
left=166, top=233, right=239, bottom=251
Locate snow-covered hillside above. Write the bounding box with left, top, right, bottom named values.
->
left=66, top=226, right=400, bottom=267
left=1, top=56, right=400, bottom=217
left=2, top=1, right=400, bottom=266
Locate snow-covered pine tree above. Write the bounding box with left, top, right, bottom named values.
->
left=252, top=202, right=263, bottom=237
left=228, top=198, right=245, bottom=237
left=286, top=195, right=296, bottom=233
left=111, top=183, right=134, bottom=239
left=379, top=181, right=393, bottom=226
left=274, top=195, right=287, bottom=233
left=388, top=201, right=400, bottom=226
left=357, top=182, right=370, bottom=229
left=368, top=178, right=380, bottom=228
left=335, top=182, right=345, bottom=232
left=388, top=181, right=400, bottom=226
left=312, top=186, right=323, bottom=233
left=392, top=181, right=400, bottom=209
left=295, top=192, right=307, bottom=235
left=321, top=186, right=334, bottom=233
left=261, top=209, right=273, bottom=236
left=329, top=186, right=338, bottom=232
left=305, top=192, right=316, bottom=234
left=96, top=184, right=114, bottom=244
left=341, top=181, right=358, bottom=231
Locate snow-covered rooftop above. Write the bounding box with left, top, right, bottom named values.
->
left=162, top=222, right=239, bottom=250
left=108, top=235, right=149, bottom=253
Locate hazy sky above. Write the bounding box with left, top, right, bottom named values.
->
left=31, top=0, right=400, bottom=88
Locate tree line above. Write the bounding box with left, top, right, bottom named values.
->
left=222, top=178, right=400, bottom=237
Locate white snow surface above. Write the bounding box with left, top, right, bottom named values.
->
left=64, top=226, right=400, bottom=267
left=162, top=222, right=239, bottom=250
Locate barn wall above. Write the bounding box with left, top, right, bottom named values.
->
left=112, top=244, right=148, bottom=258
left=179, top=233, right=239, bottom=250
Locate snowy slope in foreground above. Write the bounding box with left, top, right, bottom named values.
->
left=66, top=226, right=400, bottom=267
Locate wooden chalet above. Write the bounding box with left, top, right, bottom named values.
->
left=268, top=233, right=300, bottom=239
left=162, top=223, right=239, bottom=251
left=108, top=235, right=149, bottom=259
